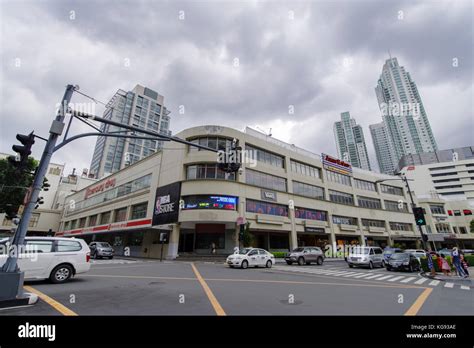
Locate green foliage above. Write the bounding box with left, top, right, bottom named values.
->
left=470, top=219, right=474, bottom=233
left=0, top=157, right=38, bottom=218
left=270, top=252, right=287, bottom=258
left=242, top=222, right=254, bottom=247
left=391, top=243, right=403, bottom=249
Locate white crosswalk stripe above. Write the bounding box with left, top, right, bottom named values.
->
left=353, top=273, right=374, bottom=278
left=400, top=277, right=416, bottom=283
left=414, top=278, right=428, bottom=284
left=429, top=280, right=440, bottom=286
left=388, top=276, right=405, bottom=282
left=375, top=275, right=394, bottom=281
left=364, top=274, right=386, bottom=279
left=444, top=282, right=454, bottom=288
left=460, top=286, right=470, bottom=290
left=341, top=273, right=362, bottom=277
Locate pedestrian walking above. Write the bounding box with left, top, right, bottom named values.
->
left=451, top=247, right=466, bottom=278
left=460, top=254, right=470, bottom=278
left=427, top=252, right=436, bottom=276
left=439, top=255, right=451, bottom=276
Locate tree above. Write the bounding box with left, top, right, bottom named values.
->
left=242, top=222, right=254, bottom=247
left=0, top=157, right=38, bottom=218
left=470, top=219, right=474, bottom=233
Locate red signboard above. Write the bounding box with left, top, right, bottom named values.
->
left=85, top=178, right=116, bottom=198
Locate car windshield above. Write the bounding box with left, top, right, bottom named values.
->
left=391, top=253, right=409, bottom=260
left=239, top=248, right=252, bottom=255
left=293, top=248, right=305, bottom=252
left=350, top=247, right=369, bottom=255
left=97, top=243, right=111, bottom=247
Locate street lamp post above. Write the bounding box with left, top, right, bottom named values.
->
left=375, top=174, right=428, bottom=251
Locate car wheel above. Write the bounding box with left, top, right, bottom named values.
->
left=368, top=261, right=373, bottom=269
left=108, top=256, right=113, bottom=259
left=386, top=266, right=392, bottom=271
left=241, top=260, right=248, bottom=269
left=266, top=260, right=272, bottom=268
left=316, top=256, right=323, bottom=266
left=349, top=264, right=354, bottom=268
left=297, top=257, right=305, bottom=266
left=286, top=261, right=293, bottom=265
left=50, top=264, right=73, bottom=284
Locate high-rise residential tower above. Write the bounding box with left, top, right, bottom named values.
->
left=333, top=111, right=371, bottom=170
left=370, top=122, right=398, bottom=174
left=90, top=85, right=171, bottom=178
left=370, top=57, right=438, bottom=174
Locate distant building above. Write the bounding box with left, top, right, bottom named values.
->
left=333, top=112, right=371, bottom=170
left=90, top=85, right=171, bottom=179
left=397, top=146, right=474, bottom=172
left=370, top=57, right=438, bottom=174
left=370, top=122, right=398, bottom=174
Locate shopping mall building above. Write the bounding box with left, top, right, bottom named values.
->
left=56, top=126, right=474, bottom=259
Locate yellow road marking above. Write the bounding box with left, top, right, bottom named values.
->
left=191, top=263, right=226, bottom=316
left=83, top=274, right=196, bottom=280
left=405, top=287, right=433, bottom=316
left=23, top=286, right=77, bottom=316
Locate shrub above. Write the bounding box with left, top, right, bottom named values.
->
left=420, top=254, right=474, bottom=272
left=270, top=251, right=287, bottom=258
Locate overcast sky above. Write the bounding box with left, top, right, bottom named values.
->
left=1, top=0, right=472, bottom=175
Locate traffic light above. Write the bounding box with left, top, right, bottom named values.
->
left=422, top=234, right=429, bottom=242
left=218, top=140, right=242, bottom=173
left=9, top=132, right=35, bottom=172
left=239, top=224, right=245, bottom=241
left=413, top=207, right=426, bottom=226
left=35, top=196, right=44, bottom=209
left=42, top=179, right=51, bottom=191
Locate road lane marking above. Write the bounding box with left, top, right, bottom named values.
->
left=375, top=275, right=393, bottom=280
left=460, top=286, right=470, bottom=290
left=341, top=273, right=363, bottom=277
left=364, top=274, right=385, bottom=279
left=352, top=273, right=374, bottom=278
left=428, top=280, right=440, bottom=286
left=400, top=277, right=416, bottom=283
left=404, top=288, right=433, bottom=316
left=388, top=276, right=405, bottom=282
left=191, top=263, right=226, bottom=316
left=444, top=282, right=454, bottom=288
left=414, top=278, right=428, bottom=284
left=82, top=274, right=196, bottom=280
left=23, top=286, right=77, bottom=316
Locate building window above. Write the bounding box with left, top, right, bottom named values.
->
left=328, top=190, right=354, bottom=205
left=459, top=227, right=468, bottom=234
left=430, top=172, right=458, bottom=177
left=357, top=196, right=382, bottom=209
left=435, top=223, right=450, bottom=233
left=463, top=210, right=472, bottom=216
left=186, top=164, right=236, bottom=181
left=88, top=215, right=98, bottom=227
left=246, top=169, right=287, bottom=192
left=332, top=215, right=357, bottom=226
left=361, top=219, right=385, bottom=228
left=354, top=178, right=377, bottom=192
left=70, top=219, right=77, bottom=229
left=290, top=160, right=320, bottom=178
left=429, top=205, right=446, bottom=215
left=188, top=136, right=233, bottom=153
left=326, top=171, right=351, bottom=186
left=114, top=207, right=128, bottom=222
left=385, top=200, right=409, bottom=213
left=292, top=181, right=325, bottom=200
left=453, top=210, right=461, bottom=216
left=389, top=222, right=413, bottom=231
left=78, top=217, right=86, bottom=228
left=294, top=207, right=327, bottom=221
left=381, top=184, right=404, bottom=196
left=246, top=199, right=288, bottom=217
left=428, top=165, right=455, bottom=171
left=131, top=202, right=148, bottom=220
left=246, top=144, right=285, bottom=168
left=100, top=212, right=111, bottom=225
left=64, top=221, right=70, bottom=230
left=28, top=213, right=40, bottom=228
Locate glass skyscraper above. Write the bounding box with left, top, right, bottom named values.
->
left=370, top=57, right=438, bottom=174
left=90, top=85, right=171, bottom=179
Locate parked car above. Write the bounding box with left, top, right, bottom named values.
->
left=347, top=246, right=384, bottom=269
left=89, top=241, right=114, bottom=259
left=461, top=249, right=474, bottom=255
left=438, top=248, right=453, bottom=257
left=382, top=247, right=404, bottom=265
left=405, top=249, right=427, bottom=261
left=0, top=237, right=91, bottom=283
left=226, top=248, right=275, bottom=269
left=386, top=252, right=421, bottom=272
left=285, top=247, right=324, bottom=266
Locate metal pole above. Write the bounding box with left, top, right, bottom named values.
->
left=1, top=85, right=75, bottom=273
left=402, top=175, right=427, bottom=250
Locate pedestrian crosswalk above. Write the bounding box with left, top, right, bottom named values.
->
left=272, top=265, right=471, bottom=291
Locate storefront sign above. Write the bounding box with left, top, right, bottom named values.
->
left=303, top=227, right=326, bottom=234
left=444, top=234, right=457, bottom=240
left=183, top=195, right=237, bottom=210
left=85, top=177, right=116, bottom=198
left=152, top=182, right=181, bottom=226
left=261, top=189, right=277, bottom=201
left=321, top=153, right=352, bottom=176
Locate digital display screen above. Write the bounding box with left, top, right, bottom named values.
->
left=183, top=195, right=237, bottom=210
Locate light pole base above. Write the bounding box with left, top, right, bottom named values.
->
left=0, top=271, right=24, bottom=301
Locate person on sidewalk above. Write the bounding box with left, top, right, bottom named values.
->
left=439, top=255, right=451, bottom=276
left=451, top=247, right=466, bottom=278
left=460, top=254, right=470, bottom=278
left=427, top=252, right=436, bottom=277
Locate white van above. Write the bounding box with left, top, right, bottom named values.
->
left=347, top=246, right=384, bottom=269
left=0, top=237, right=91, bottom=283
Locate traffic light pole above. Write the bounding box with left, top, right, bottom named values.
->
left=401, top=175, right=427, bottom=250
left=0, top=85, right=75, bottom=277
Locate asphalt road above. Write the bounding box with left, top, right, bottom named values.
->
left=1, top=258, right=472, bottom=316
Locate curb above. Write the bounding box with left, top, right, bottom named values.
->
left=420, top=271, right=472, bottom=283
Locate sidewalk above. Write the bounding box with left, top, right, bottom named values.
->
left=422, top=267, right=473, bottom=283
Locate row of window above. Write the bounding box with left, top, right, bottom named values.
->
left=186, top=164, right=236, bottom=181
left=64, top=202, right=148, bottom=231
left=290, top=160, right=321, bottom=178
left=246, top=144, right=285, bottom=168
left=326, top=171, right=351, bottom=186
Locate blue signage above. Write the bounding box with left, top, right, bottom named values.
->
left=183, top=195, right=237, bottom=210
